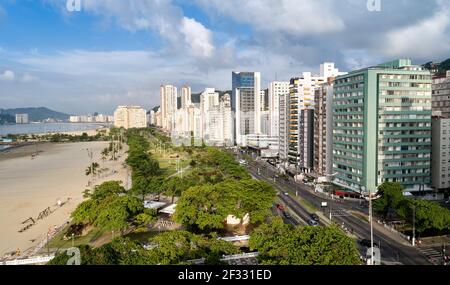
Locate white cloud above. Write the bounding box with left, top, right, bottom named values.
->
left=180, top=17, right=215, bottom=58
left=56, top=0, right=216, bottom=59
left=21, top=73, right=39, bottom=82
left=0, top=70, right=15, bottom=81
left=381, top=4, right=450, bottom=59
left=196, top=0, right=345, bottom=35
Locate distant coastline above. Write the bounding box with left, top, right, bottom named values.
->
left=0, top=122, right=111, bottom=136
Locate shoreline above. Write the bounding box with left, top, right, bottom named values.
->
left=0, top=122, right=111, bottom=137
left=0, top=141, right=129, bottom=258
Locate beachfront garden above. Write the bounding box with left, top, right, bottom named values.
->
left=48, top=127, right=361, bottom=265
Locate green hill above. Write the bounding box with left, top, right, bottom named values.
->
left=422, top=58, right=450, bottom=77
left=0, top=107, right=70, bottom=123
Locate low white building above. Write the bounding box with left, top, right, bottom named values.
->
left=114, top=106, right=147, bottom=129
left=246, top=134, right=279, bottom=158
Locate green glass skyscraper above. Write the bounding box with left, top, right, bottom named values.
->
left=332, top=59, right=432, bottom=194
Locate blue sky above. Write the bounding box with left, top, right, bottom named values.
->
left=1, top=0, right=450, bottom=114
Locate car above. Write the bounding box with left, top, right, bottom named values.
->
left=358, top=239, right=379, bottom=248
left=284, top=192, right=289, bottom=196
left=276, top=204, right=285, bottom=211
left=239, top=159, right=248, bottom=165
left=283, top=211, right=291, bottom=219
left=308, top=220, right=318, bottom=226
left=310, top=214, right=319, bottom=222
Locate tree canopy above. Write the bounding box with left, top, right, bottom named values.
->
left=249, top=218, right=361, bottom=265
left=374, top=182, right=450, bottom=233
left=373, top=182, right=405, bottom=219
left=174, top=179, right=276, bottom=231
left=72, top=181, right=152, bottom=232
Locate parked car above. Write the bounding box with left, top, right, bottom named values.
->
left=276, top=204, right=285, bottom=211
left=308, top=220, right=318, bottom=226
left=283, top=211, right=292, bottom=219
left=310, top=214, right=319, bottom=222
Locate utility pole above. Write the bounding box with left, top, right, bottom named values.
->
left=412, top=205, right=416, bottom=246
left=362, top=186, right=376, bottom=265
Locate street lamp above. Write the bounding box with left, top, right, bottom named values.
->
left=327, top=172, right=339, bottom=221
left=362, top=186, right=381, bottom=265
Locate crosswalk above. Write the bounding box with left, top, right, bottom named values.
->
left=417, top=247, right=443, bottom=264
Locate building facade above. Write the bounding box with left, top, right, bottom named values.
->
left=288, top=73, right=325, bottom=172
left=268, top=81, right=289, bottom=138
left=431, top=117, right=450, bottom=190
left=314, top=79, right=335, bottom=178
left=15, top=114, right=29, bottom=124
left=278, top=93, right=289, bottom=160
left=160, top=85, right=178, bottom=131
left=333, top=59, right=432, bottom=194
left=232, top=72, right=261, bottom=146
left=432, top=73, right=450, bottom=118
left=181, top=85, right=192, bottom=109
left=113, top=106, right=147, bottom=129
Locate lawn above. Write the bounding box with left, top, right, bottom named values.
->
left=46, top=225, right=107, bottom=251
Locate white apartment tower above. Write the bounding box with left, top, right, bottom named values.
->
left=200, top=88, right=220, bottom=141
left=269, top=81, right=289, bottom=137
left=288, top=63, right=344, bottom=172
left=181, top=86, right=192, bottom=109
left=160, top=85, right=178, bottom=131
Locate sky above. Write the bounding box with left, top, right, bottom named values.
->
left=0, top=0, right=450, bottom=115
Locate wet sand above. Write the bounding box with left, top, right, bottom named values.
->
left=0, top=141, right=129, bottom=257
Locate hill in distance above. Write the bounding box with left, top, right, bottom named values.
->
left=422, top=58, right=450, bottom=77
left=0, top=107, right=71, bottom=123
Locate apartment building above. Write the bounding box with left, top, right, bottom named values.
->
left=333, top=59, right=432, bottom=194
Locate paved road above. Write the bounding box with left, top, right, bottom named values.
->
left=236, top=153, right=432, bottom=265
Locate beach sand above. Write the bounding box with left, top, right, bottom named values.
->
left=0, top=141, right=129, bottom=258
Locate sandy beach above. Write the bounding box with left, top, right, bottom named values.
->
left=0, top=141, right=129, bottom=258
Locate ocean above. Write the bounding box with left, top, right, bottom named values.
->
left=0, top=123, right=111, bottom=136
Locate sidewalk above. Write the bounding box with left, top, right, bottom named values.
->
left=348, top=210, right=412, bottom=247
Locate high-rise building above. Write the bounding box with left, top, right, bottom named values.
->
left=181, top=86, right=192, bottom=109
left=333, top=59, right=432, bottom=194
left=431, top=117, right=450, bottom=191
left=288, top=73, right=325, bottom=172
left=314, top=78, right=335, bottom=179
left=149, top=110, right=156, bottom=125
left=288, top=63, right=344, bottom=173
left=206, top=94, right=234, bottom=146
left=278, top=93, right=289, bottom=160
left=431, top=72, right=450, bottom=117
left=320, top=62, right=347, bottom=79
left=232, top=72, right=261, bottom=146
left=114, top=106, right=147, bottom=129
left=269, top=81, right=289, bottom=138
left=15, top=114, right=29, bottom=124
left=160, top=85, right=178, bottom=131
left=200, top=88, right=220, bottom=141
